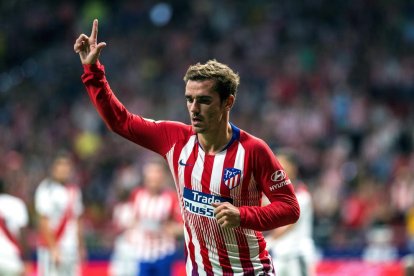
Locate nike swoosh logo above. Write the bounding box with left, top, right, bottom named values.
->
left=179, top=159, right=193, bottom=166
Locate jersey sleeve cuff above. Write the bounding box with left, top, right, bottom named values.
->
left=83, top=61, right=105, bottom=74
left=238, top=206, right=248, bottom=227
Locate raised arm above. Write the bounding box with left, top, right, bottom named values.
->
left=74, top=20, right=190, bottom=156
left=74, top=19, right=106, bottom=64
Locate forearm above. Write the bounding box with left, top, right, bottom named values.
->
left=81, top=62, right=132, bottom=135
left=39, top=216, right=57, bottom=250
left=239, top=194, right=300, bottom=231
left=81, top=62, right=176, bottom=154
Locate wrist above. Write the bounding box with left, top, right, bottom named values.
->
left=238, top=206, right=246, bottom=227
left=83, top=61, right=104, bottom=73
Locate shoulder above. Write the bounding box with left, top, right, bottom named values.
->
left=239, top=129, right=272, bottom=154
left=0, top=194, right=24, bottom=205
left=150, top=120, right=191, bottom=130
left=0, top=195, right=27, bottom=214
left=36, top=178, right=57, bottom=189
left=153, top=120, right=194, bottom=138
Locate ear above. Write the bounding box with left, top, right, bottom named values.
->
left=224, top=95, right=235, bottom=111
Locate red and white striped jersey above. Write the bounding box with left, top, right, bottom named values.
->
left=127, top=187, right=181, bottom=261
left=82, top=62, right=300, bottom=275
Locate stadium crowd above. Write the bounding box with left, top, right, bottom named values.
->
left=0, top=0, right=414, bottom=261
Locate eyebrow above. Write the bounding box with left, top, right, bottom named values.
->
left=185, top=95, right=213, bottom=100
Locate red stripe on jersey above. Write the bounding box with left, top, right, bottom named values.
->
left=184, top=223, right=198, bottom=275
left=212, top=227, right=233, bottom=274
left=234, top=231, right=254, bottom=274
left=241, top=148, right=252, bottom=203
left=171, top=145, right=181, bottom=190
left=184, top=144, right=198, bottom=189
left=222, top=145, right=255, bottom=274
left=195, top=217, right=214, bottom=275
left=201, top=155, right=214, bottom=194
left=258, top=237, right=273, bottom=274
left=196, top=152, right=232, bottom=273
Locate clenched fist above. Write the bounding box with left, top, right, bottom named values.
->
left=212, top=202, right=241, bottom=228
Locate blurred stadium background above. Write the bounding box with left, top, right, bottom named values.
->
left=1, top=0, right=414, bottom=275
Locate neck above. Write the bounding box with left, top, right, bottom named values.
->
left=198, top=122, right=232, bottom=155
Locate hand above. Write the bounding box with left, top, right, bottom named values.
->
left=51, top=246, right=61, bottom=265
left=73, top=19, right=107, bottom=64
left=212, top=202, right=240, bottom=228
left=164, top=221, right=184, bottom=237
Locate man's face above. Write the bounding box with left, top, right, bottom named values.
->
left=143, top=162, right=166, bottom=192
left=51, top=157, right=73, bottom=183
left=185, top=79, right=227, bottom=134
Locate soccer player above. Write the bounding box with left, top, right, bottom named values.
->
left=266, top=150, right=316, bottom=276
left=109, top=186, right=137, bottom=276
left=0, top=179, right=28, bottom=276
left=131, top=159, right=182, bottom=276
left=109, top=159, right=182, bottom=276
left=34, top=153, right=85, bottom=276
left=74, top=19, right=300, bottom=275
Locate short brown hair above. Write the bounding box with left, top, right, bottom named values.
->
left=183, top=59, right=240, bottom=102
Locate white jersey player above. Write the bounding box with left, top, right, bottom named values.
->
left=267, top=152, right=317, bottom=276
left=0, top=179, right=28, bottom=276
left=109, top=193, right=137, bottom=276
left=34, top=154, right=84, bottom=276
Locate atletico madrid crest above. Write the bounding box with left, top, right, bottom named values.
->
left=223, top=168, right=242, bottom=190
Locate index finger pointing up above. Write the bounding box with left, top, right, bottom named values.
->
left=90, top=19, right=98, bottom=43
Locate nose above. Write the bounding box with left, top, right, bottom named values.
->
left=189, top=101, right=200, bottom=114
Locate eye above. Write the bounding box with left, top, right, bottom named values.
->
left=198, top=97, right=212, bottom=104
left=185, top=97, right=193, bottom=103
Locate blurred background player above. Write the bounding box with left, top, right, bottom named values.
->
left=109, top=176, right=137, bottom=276
left=128, top=158, right=183, bottom=276
left=34, top=153, right=85, bottom=276
left=266, top=150, right=317, bottom=276
left=0, top=178, right=28, bottom=276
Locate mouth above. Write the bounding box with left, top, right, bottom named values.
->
left=191, top=116, right=202, bottom=125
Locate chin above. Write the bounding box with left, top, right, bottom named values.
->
left=192, top=125, right=205, bottom=133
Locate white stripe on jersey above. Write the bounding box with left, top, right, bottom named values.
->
left=231, top=143, right=245, bottom=198
left=190, top=222, right=207, bottom=275
left=192, top=149, right=205, bottom=191
left=183, top=226, right=193, bottom=274
left=222, top=227, right=243, bottom=272
left=178, top=135, right=197, bottom=192
left=166, top=145, right=187, bottom=223
left=209, top=152, right=226, bottom=194
left=208, top=153, right=226, bottom=274
left=246, top=228, right=262, bottom=271
left=166, top=145, right=178, bottom=188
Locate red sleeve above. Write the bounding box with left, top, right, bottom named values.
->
left=81, top=62, right=190, bottom=156
left=239, top=139, right=300, bottom=231
left=169, top=190, right=183, bottom=223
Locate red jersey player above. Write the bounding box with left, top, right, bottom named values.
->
left=74, top=19, right=300, bottom=275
